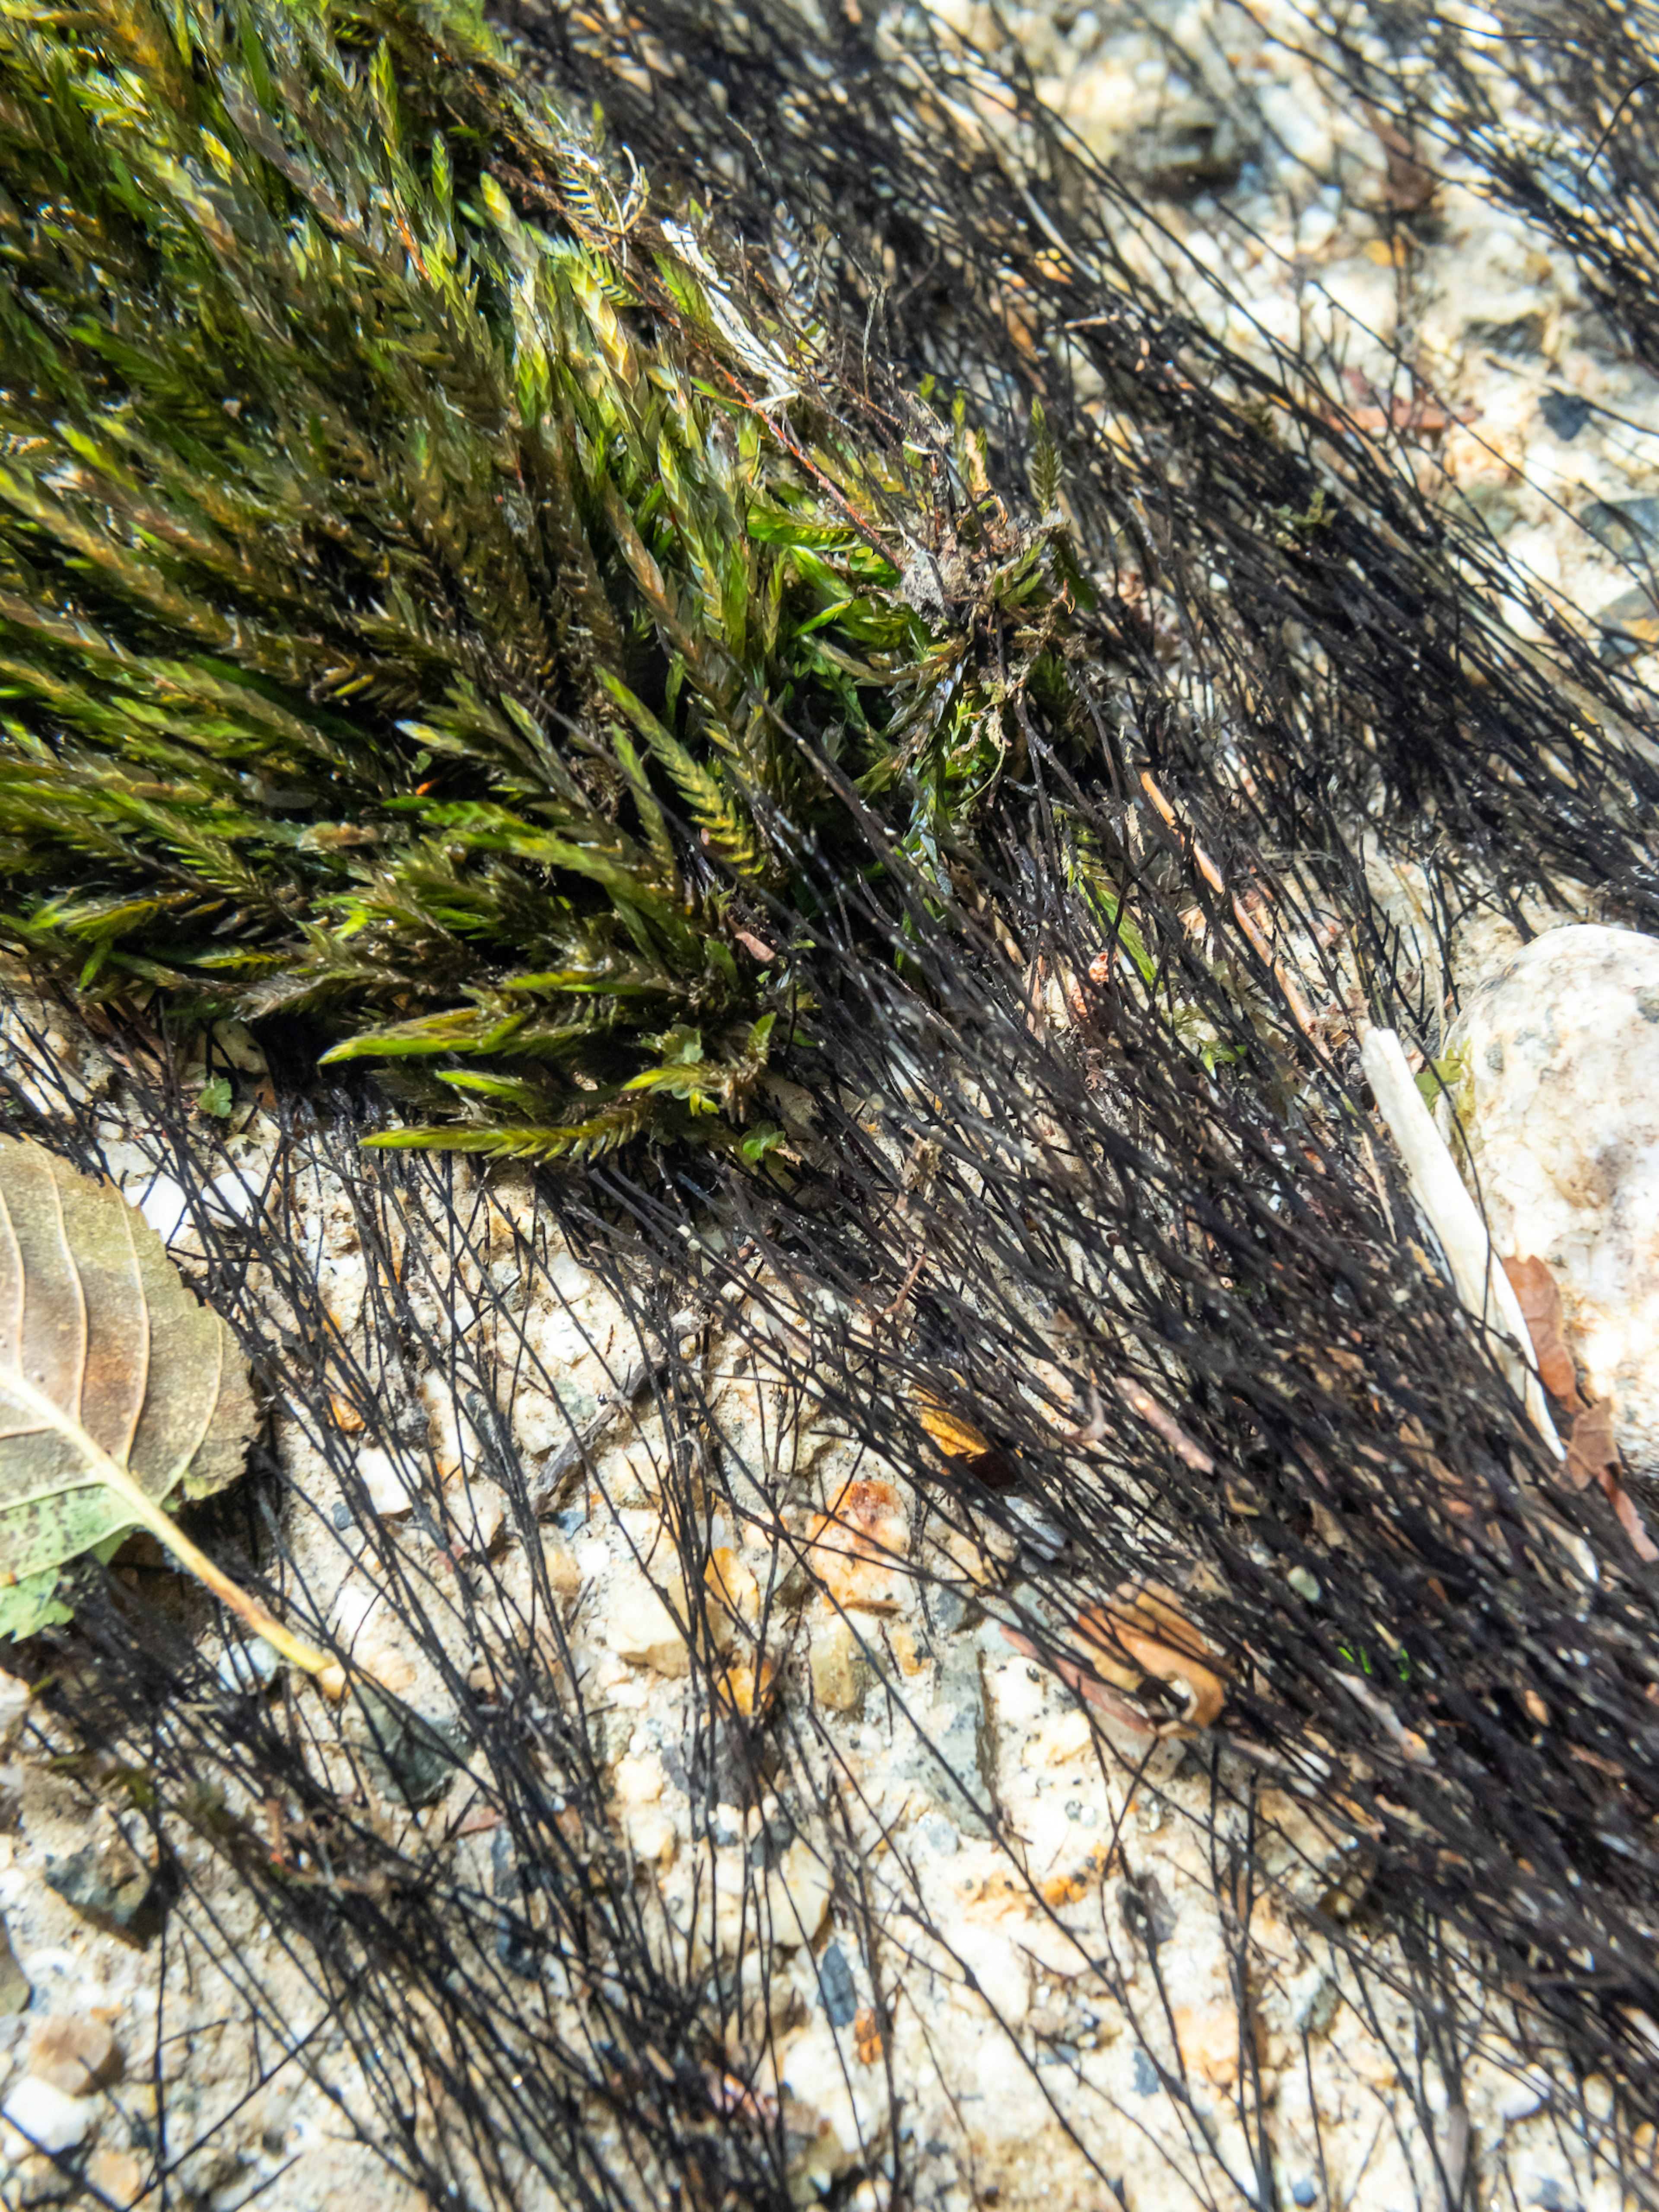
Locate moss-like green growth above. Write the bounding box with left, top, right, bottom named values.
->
left=0, top=0, right=1080, bottom=1156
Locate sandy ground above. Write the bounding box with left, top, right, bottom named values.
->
left=0, top=3, right=1656, bottom=2208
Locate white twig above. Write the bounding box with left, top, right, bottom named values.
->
left=1360, top=1027, right=1563, bottom=1459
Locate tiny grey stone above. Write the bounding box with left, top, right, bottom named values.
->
left=1291, top=2182, right=1317, bottom=2207
left=216, top=1640, right=280, bottom=1694
left=898, top=1645, right=992, bottom=1837
left=1006, top=1498, right=1065, bottom=1561
left=44, top=1838, right=168, bottom=1946
left=817, top=1940, right=858, bottom=2027
left=1131, top=2048, right=1160, bottom=2095
left=0, top=1909, right=29, bottom=2015
left=1472, top=311, right=1546, bottom=357
left=357, top=1690, right=470, bottom=1809
left=928, top=1589, right=968, bottom=1635
left=1581, top=494, right=1659, bottom=554
left=1538, top=390, right=1590, bottom=441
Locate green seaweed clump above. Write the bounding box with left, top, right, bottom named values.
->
left=0, top=0, right=1081, bottom=1156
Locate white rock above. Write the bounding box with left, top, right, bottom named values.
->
left=1497, top=2068, right=1552, bottom=2122
left=606, top=1570, right=691, bottom=1677
left=211, top=1018, right=268, bottom=1074
left=205, top=1164, right=264, bottom=1224
left=0, top=1668, right=29, bottom=1740
left=765, top=1839, right=831, bottom=1949
left=1, top=2075, right=94, bottom=2154
left=354, top=1448, right=414, bottom=1516
left=133, top=1173, right=190, bottom=1243
left=216, top=1640, right=281, bottom=1693
left=331, top=1583, right=384, bottom=1647
left=1446, top=924, right=1659, bottom=1475
left=548, top=1250, right=597, bottom=1303
left=440, top=1478, right=507, bottom=1555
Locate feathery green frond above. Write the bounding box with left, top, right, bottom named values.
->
left=0, top=0, right=1084, bottom=1153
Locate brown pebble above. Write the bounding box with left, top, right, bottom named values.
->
left=29, top=2013, right=122, bottom=2095
left=84, top=2148, right=145, bottom=2207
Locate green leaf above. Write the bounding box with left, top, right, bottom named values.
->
left=197, top=1075, right=234, bottom=1117
left=0, top=1138, right=332, bottom=1677
left=737, top=1122, right=785, bottom=1164
left=0, top=1567, right=74, bottom=1641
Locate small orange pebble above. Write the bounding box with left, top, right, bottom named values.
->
left=1174, top=2002, right=1266, bottom=2090
left=1006, top=1583, right=1228, bottom=1742
left=707, top=2069, right=778, bottom=2125
left=914, top=1389, right=1020, bottom=1490
left=329, top=1393, right=366, bottom=1435
left=1042, top=1869, right=1091, bottom=1908
left=1041, top=1839, right=1114, bottom=1908
left=806, top=1476, right=909, bottom=1612
left=704, top=1546, right=760, bottom=1632
left=852, top=2005, right=884, bottom=2065
left=715, top=1653, right=778, bottom=1720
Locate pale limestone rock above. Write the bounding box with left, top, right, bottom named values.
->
left=1446, top=922, right=1659, bottom=1474
left=417, top=1370, right=469, bottom=1477
left=805, top=1602, right=867, bottom=1712
left=613, top=1750, right=677, bottom=1867
left=948, top=1920, right=1031, bottom=2023
left=1, top=2074, right=95, bottom=2155
left=539, top=1536, right=582, bottom=1602
left=439, top=1477, right=506, bottom=1555
left=353, top=1447, right=414, bottom=1517
left=0, top=1669, right=29, bottom=1742
left=27, top=2015, right=120, bottom=2097
left=605, top=1568, right=691, bottom=1677
left=764, top=1840, right=831, bottom=1948
left=703, top=1546, right=759, bottom=1651
left=898, top=1642, right=992, bottom=1837
left=806, top=1476, right=909, bottom=1611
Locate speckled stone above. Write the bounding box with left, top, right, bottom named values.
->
left=1446, top=922, right=1659, bottom=1474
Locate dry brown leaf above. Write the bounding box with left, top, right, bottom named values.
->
left=915, top=1390, right=992, bottom=1461
left=914, top=1389, right=1019, bottom=1490
left=1501, top=1254, right=1583, bottom=1407
left=1360, top=101, right=1439, bottom=213
left=1078, top=1581, right=1229, bottom=1734
left=1006, top=1581, right=1229, bottom=1742
left=1562, top=1399, right=1659, bottom=1563
left=1564, top=1398, right=1617, bottom=1491
left=0, top=1137, right=337, bottom=1680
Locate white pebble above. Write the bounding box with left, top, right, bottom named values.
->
left=0, top=1667, right=29, bottom=1738
left=216, top=1640, right=280, bottom=1693
left=354, top=1449, right=413, bottom=1516
left=1, top=2075, right=94, bottom=2154
left=1498, top=2069, right=1551, bottom=2122
left=1449, top=924, right=1659, bottom=1476
left=331, top=1585, right=382, bottom=1643
left=205, top=1166, right=264, bottom=1224
left=133, top=1173, right=190, bottom=1243
left=443, top=1479, right=506, bottom=1554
